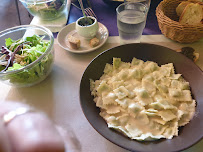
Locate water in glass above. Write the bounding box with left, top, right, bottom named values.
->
left=117, top=9, right=146, bottom=44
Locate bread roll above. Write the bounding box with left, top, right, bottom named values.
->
left=179, top=3, right=203, bottom=25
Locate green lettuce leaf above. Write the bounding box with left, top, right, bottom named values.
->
left=7, top=63, right=23, bottom=71
left=5, top=38, right=14, bottom=47
left=25, top=34, right=42, bottom=46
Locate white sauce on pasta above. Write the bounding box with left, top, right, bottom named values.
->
left=90, top=58, right=196, bottom=141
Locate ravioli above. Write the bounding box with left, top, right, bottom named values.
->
left=90, top=58, right=196, bottom=141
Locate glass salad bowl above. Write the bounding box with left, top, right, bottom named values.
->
left=0, top=25, right=54, bottom=87
left=19, top=0, right=67, bottom=20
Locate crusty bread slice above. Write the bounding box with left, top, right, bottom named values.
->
left=67, top=35, right=80, bottom=49
left=176, top=1, right=191, bottom=16
left=176, top=47, right=199, bottom=62
left=89, top=37, right=100, bottom=47
left=179, top=3, right=203, bottom=25
left=193, top=52, right=199, bottom=62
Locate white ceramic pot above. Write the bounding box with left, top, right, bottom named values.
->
left=76, top=16, right=99, bottom=39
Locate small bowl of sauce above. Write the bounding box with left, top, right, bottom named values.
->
left=76, top=16, right=99, bottom=39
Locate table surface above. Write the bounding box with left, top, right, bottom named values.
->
left=0, top=35, right=202, bottom=152
left=1, top=0, right=203, bottom=152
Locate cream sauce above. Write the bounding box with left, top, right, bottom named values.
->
left=90, top=58, right=196, bottom=140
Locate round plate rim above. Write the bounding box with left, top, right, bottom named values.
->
left=79, top=43, right=203, bottom=152
left=57, top=22, right=109, bottom=54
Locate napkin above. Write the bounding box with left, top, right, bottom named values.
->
left=30, top=0, right=71, bottom=33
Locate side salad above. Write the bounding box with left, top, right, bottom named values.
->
left=25, top=0, right=67, bottom=20
left=0, top=34, right=54, bottom=86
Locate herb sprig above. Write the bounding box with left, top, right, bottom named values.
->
left=78, top=0, right=93, bottom=25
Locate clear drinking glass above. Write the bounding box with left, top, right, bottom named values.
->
left=124, top=0, right=151, bottom=10
left=116, top=2, right=148, bottom=44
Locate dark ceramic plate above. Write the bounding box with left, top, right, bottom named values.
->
left=80, top=43, right=203, bottom=152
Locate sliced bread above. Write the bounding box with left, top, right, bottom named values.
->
left=179, top=3, right=203, bottom=25
left=67, top=35, right=81, bottom=49
left=176, top=1, right=191, bottom=16
left=89, top=37, right=100, bottom=47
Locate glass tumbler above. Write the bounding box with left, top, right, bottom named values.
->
left=116, top=2, right=148, bottom=44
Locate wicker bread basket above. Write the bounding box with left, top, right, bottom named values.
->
left=156, top=0, right=203, bottom=43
